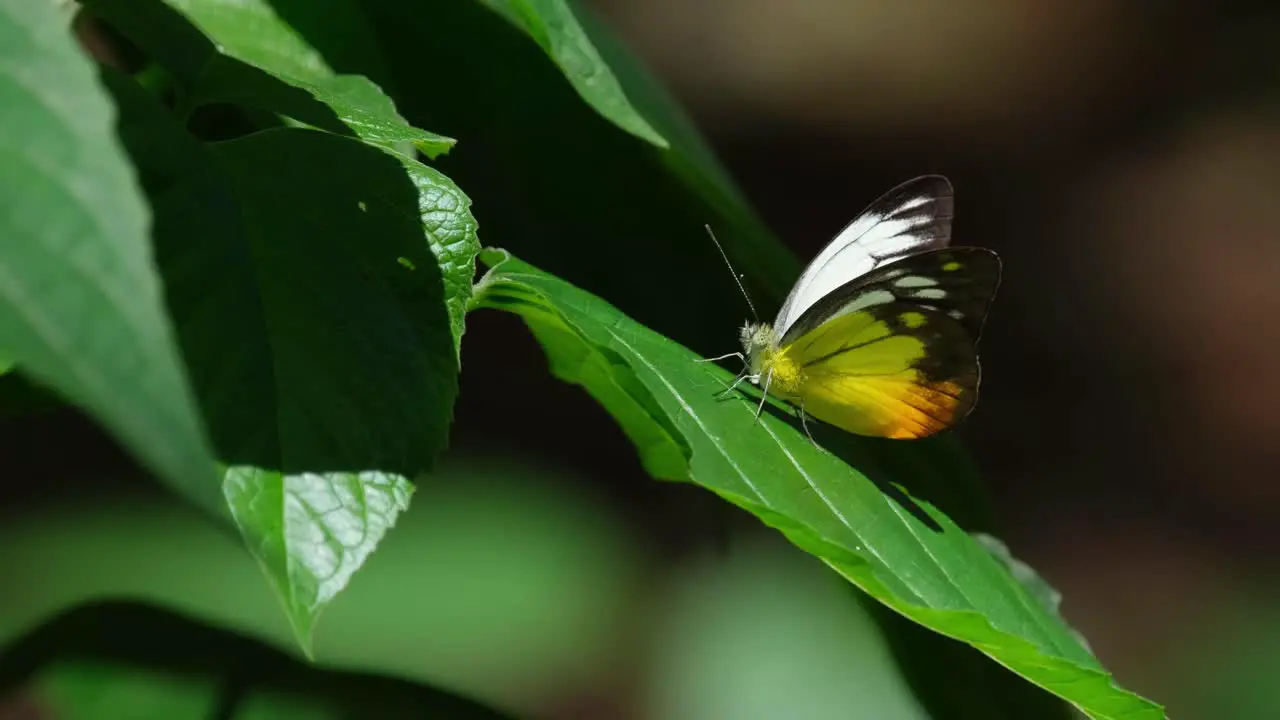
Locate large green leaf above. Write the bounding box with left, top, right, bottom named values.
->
left=471, top=249, right=1165, bottom=720
left=106, top=69, right=476, bottom=650
left=0, top=0, right=219, bottom=511
left=84, top=0, right=454, bottom=157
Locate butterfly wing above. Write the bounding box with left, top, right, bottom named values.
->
left=774, top=248, right=1001, bottom=439
left=773, top=175, right=955, bottom=337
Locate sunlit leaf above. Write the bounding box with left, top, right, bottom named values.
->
left=472, top=248, right=1166, bottom=720
left=223, top=468, right=413, bottom=652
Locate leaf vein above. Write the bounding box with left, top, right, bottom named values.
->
left=607, top=329, right=765, bottom=503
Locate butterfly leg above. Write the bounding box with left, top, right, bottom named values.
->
left=696, top=351, right=745, bottom=364
left=753, top=371, right=772, bottom=424
left=700, top=352, right=753, bottom=399
left=797, top=402, right=819, bottom=448
left=714, top=371, right=755, bottom=399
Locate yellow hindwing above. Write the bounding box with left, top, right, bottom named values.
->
left=763, top=308, right=977, bottom=439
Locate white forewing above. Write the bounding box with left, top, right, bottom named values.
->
left=773, top=176, right=955, bottom=336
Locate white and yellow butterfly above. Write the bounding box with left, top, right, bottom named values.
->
left=707, top=176, right=1001, bottom=440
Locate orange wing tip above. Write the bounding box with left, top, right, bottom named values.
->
left=877, top=379, right=968, bottom=439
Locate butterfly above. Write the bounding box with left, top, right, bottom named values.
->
left=704, top=175, right=1001, bottom=440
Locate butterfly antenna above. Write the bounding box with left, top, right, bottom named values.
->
left=704, top=224, right=759, bottom=321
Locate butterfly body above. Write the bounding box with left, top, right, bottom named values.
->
left=718, top=176, right=1001, bottom=440
left=737, top=321, right=802, bottom=393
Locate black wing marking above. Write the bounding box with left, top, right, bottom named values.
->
left=779, top=247, right=1002, bottom=347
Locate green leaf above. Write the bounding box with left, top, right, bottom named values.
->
left=199, top=59, right=457, bottom=159
left=223, top=467, right=414, bottom=654
left=107, top=69, right=476, bottom=648
left=472, top=249, right=1166, bottom=720
left=975, top=533, right=1065, bottom=617
left=84, top=0, right=454, bottom=157
left=209, top=128, right=471, bottom=648
left=975, top=532, right=1095, bottom=652
left=0, top=0, right=219, bottom=511
left=861, top=593, right=1081, bottom=720
left=475, top=0, right=666, bottom=148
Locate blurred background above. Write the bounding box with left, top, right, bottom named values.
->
left=3, top=0, right=1279, bottom=718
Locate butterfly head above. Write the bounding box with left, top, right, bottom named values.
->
left=739, top=321, right=780, bottom=383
